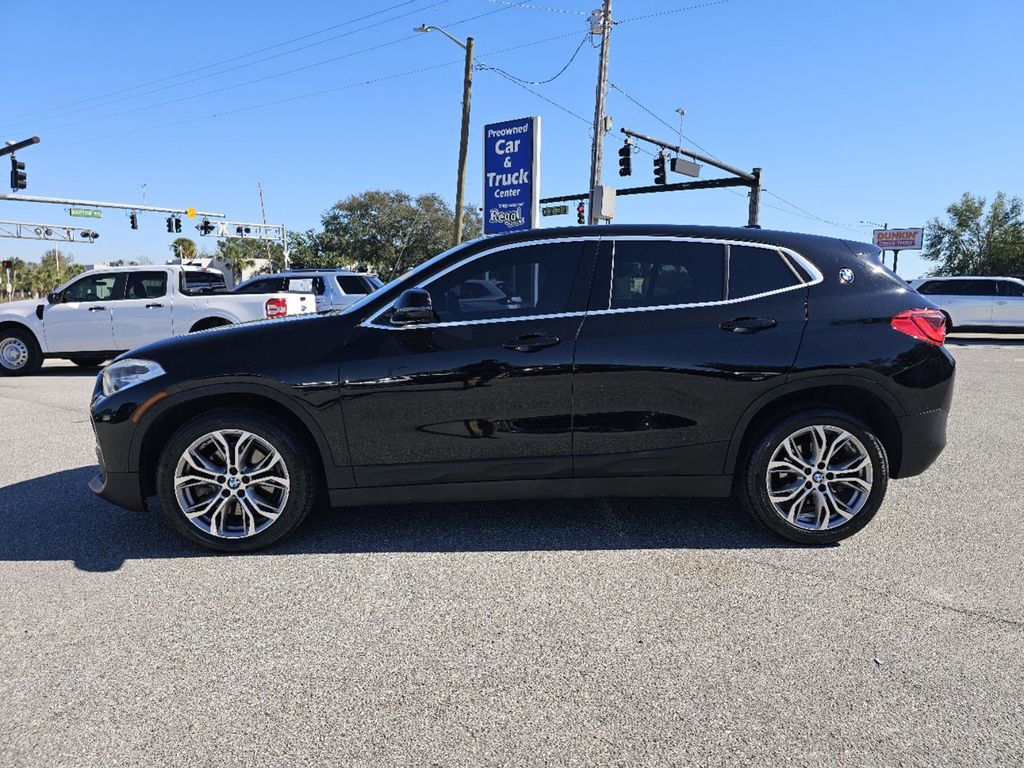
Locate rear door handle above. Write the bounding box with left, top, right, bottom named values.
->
left=145, top=303, right=164, bottom=309
left=720, top=316, right=777, bottom=334
left=87, top=306, right=107, bottom=312
left=502, top=334, right=560, bottom=352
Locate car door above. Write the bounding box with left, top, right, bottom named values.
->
left=42, top=272, right=123, bottom=353
left=339, top=239, right=596, bottom=487
left=572, top=237, right=809, bottom=478
left=948, top=280, right=994, bottom=325
left=994, top=280, right=1024, bottom=326
left=111, top=271, right=174, bottom=350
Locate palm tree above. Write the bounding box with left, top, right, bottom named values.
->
left=169, top=237, right=197, bottom=262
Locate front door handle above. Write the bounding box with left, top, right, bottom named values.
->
left=720, top=316, right=777, bottom=334
left=145, top=303, right=164, bottom=309
left=502, top=334, right=560, bottom=352
left=87, top=306, right=107, bottom=312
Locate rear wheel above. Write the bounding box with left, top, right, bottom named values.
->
left=156, top=409, right=320, bottom=551
left=70, top=357, right=106, bottom=368
left=0, top=328, right=42, bottom=377
left=941, top=311, right=954, bottom=333
left=739, top=408, right=889, bottom=545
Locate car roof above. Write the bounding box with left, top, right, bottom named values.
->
left=913, top=275, right=1020, bottom=281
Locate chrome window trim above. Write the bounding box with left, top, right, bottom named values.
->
left=361, top=234, right=821, bottom=330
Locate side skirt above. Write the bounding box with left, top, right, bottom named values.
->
left=328, top=474, right=733, bottom=508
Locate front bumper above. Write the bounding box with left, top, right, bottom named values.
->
left=89, top=469, right=145, bottom=511
left=895, top=407, right=948, bottom=478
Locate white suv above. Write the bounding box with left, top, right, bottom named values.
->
left=908, top=276, right=1024, bottom=330
left=233, top=269, right=384, bottom=311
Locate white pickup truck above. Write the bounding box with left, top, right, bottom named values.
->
left=0, top=264, right=314, bottom=376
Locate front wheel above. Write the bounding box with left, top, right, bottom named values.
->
left=0, top=328, right=43, bottom=376
left=739, top=409, right=889, bottom=545
left=156, top=409, right=320, bottom=552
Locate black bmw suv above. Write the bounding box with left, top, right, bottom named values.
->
left=89, top=225, right=954, bottom=551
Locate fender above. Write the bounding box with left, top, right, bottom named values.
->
left=128, top=379, right=353, bottom=488
left=723, top=373, right=906, bottom=475
left=0, top=308, right=47, bottom=352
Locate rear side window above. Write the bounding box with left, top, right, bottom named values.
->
left=284, top=277, right=324, bottom=295
left=234, top=278, right=283, bottom=294
left=125, top=271, right=167, bottom=300
left=337, top=275, right=371, bottom=295
left=611, top=241, right=724, bottom=309
left=182, top=271, right=227, bottom=294
left=727, top=245, right=801, bottom=299
left=954, top=280, right=997, bottom=296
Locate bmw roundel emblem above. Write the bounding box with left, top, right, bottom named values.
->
left=839, top=268, right=855, bottom=284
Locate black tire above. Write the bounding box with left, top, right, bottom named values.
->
left=156, top=408, right=320, bottom=552
left=70, top=357, right=106, bottom=368
left=941, top=311, right=954, bottom=333
left=738, top=408, right=889, bottom=545
left=0, top=327, right=43, bottom=377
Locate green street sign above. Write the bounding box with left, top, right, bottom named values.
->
left=541, top=205, right=569, bottom=217
left=69, top=208, right=102, bottom=219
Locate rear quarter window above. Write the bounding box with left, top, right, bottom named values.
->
left=727, top=245, right=802, bottom=299
left=337, top=275, right=371, bottom=295
left=182, top=271, right=227, bottom=294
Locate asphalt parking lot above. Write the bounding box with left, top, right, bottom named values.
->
left=1, top=336, right=1022, bottom=767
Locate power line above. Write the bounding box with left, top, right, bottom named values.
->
left=482, top=32, right=590, bottom=86
left=617, top=0, right=737, bottom=24
left=487, top=69, right=591, bottom=124
left=484, top=0, right=590, bottom=16
left=47, top=59, right=465, bottom=151
left=0, top=0, right=446, bottom=130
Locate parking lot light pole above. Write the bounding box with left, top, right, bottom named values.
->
left=415, top=24, right=474, bottom=247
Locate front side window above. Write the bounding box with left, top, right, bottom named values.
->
left=727, top=245, right=801, bottom=299
left=998, top=280, right=1024, bottom=297
left=916, top=280, right=946, bottom=295
left=63, top=273, right=121, bottom=303
left=611, top=241, right=724, bottom=309
left=337, top=275, right=371, bottom=295
left=423, top=242, right=583, bottom=323
left=124, top=271, right=168, bottom=300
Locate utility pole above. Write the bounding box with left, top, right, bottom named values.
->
left=747, top=168, right=762, bottom=228
left=587, top=0, right=612, bottom=225
left=454, top=37, right=474, bottom=246
left=414, top=25, right=474, bottom=247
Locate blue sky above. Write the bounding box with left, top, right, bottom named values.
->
left=3, top=0, right=1021, bottom=279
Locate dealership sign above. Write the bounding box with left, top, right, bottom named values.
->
left=873, top=228, right=923, bottom=250
left=483, top=116, right=540, bottom=235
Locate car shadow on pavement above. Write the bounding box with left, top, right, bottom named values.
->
left=0, top=466, right=799, bottom=572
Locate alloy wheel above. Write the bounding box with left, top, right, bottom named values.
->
left=765, top=425, right=874, bottom=531
left=0, top=337, right=29, bottom=371
left=173, top=429, right=291, bottom=539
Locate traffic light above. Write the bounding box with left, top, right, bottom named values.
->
left=618, top=140, right=632, bottom=177
left=653, top=152, right=667, bottom=185
left=235, top=226, right=251, bottom=236
left=174, top=217, right=182, bottom=233
left=576, top=201, right=586, bottom=225
left=129, top=211, right=138, bottom=230
left=165, top=217, right=174, bottom=233
left=9, top=156, right=26, bottom=191
left=197, top=219, right=214, bottom=236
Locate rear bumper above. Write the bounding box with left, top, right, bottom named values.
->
left=895, top=407, right=948, bottom=478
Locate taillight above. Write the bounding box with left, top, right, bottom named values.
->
left=265, top=297, right=288, bottom=319
left=891, top=309, right=946, bottom=346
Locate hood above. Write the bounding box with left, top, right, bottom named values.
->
left=0, top=298, right=43, bottom=320
left=116, top=311, right=357, bottom=377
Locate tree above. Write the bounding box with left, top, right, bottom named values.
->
left=314, top=190, right=482, bottom=278
left=921, top=192, right=1024, bottom=276
left=216, top=239, right=260, bottom=283
left=169, top=237, right=197, bottom=262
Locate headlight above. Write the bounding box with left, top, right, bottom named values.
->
left=101, top=358, right=165, bottom=397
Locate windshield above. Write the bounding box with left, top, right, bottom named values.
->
left=339, top=240, right=476, bottom=315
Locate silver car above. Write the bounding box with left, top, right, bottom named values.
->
left=909, top=276, right=1024, bottom=330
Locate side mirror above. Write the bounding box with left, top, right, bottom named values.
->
left=390, top=288, right=434, bottom=325
left=47, top=292, right=61, bottom=305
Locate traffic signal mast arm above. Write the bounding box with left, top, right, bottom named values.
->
left=0, top=192, right=225, bottom=219
left=619, top=128, right=756, bottom=182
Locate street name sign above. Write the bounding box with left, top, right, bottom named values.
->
left=69, top=208, right=101, bottom=219
left=483, top=116, right=540, bottom=235
left=873, top=228, right=923, bottom=250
